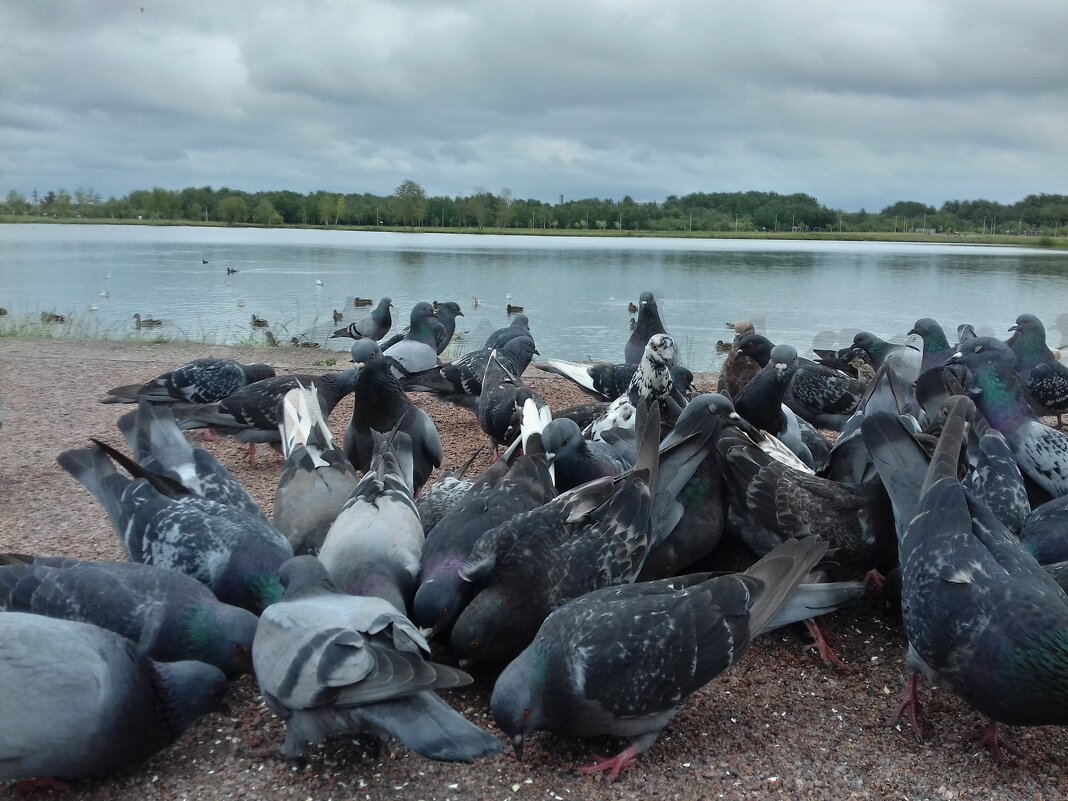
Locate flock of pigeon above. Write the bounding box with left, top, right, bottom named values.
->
left=4, top=290, right=1068, bottom=788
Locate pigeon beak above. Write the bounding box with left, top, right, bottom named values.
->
left=907, top=328, right=918, bottom=337
left=511, top=735, right=525, bottom=761
left=1008, top=324, right=1019, bottom=332
left=533, top=348, right=540, bottom=355
left=457, top=657, right=471, bottom=669
left=774, top=362, right=787, bottom=377
left=544, top=452, right=558, bottom=465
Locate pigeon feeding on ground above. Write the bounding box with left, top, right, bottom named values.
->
left=173, top=370, right=358, bottom=465
left=865, top=395, right=1068, bottom=761
left=330, top=296, right=393, bottom=340
left=116, top=400, right=264, bottom=519
left=274, top=385, right=359, bottom=555
left=57, top=442, right=291, bottom=613
left=0, top=555, right=257, bottom=677
left=344, top=338, right=442, bottom=493
left=100, top=357, right=276, bottom=405
left=0, top=612, right=227, bottom=784
left=490, top=537, right=827, bottom=781
left=252, top=556, right=502, bottom=762
left=624, top=291, right=668, bottom=364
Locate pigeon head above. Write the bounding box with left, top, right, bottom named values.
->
left=946, top=337, right=1032, bottom=428
left=734, top=334, right=773, bottom=366
left=278, top=554, right=338, bottom=599
left=1007, top=313, right=1048, bottom=362
left=490, top=642, right=550, bottom=758
left=638, top=291, right=655, bottom=308
left=433, top=301, right=464, bottom=321
left=412, top=571, right=470, bottom=634
left=150, top=659, right=229, bottom=735
left=177, top=602, right=259, bottom=678
left=541, top=418, right=584, bottom=462
left=502, top=335, right=539, bottom=371
left=410, top=301, right=436, bottom=323
left=244, top=363, right=278, bottom=383
left=671, top=366, right=695, bottom=396
left=909, top=318, right=952, bottom=352
left=450, top=587, right=529, bottom=667
left=660, top=392, right=749, bottom=448
left=350, top=338, right=383, bottom=367
left=644, top=333, right=678, bottom=366
left=769, top=344, right=798, bottom=380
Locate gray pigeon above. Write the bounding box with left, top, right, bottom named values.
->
left=484, top=314, right=531, bottom=350
left=383, top=301, right=442, bottom=377
left=477, top=349, right=547, bottom=452
left=274, top=385, right=359, bottom=555
left=541, top=417, right=630, bottom=491
left=101, top=357, right=276, bottom=405
left=319, top=428, right=424, bottom=614
left=381, top=300, right=463, bottom=354
left=947, top=336, right=1068, bottom=498
left=252, top=556, right=502, bottom=762
left=402, top=335, right=538, bottom=410
left=57, top=442, right=292, bottom=613
left=490, top=537, right=827, bottom=780
left=344, top=338, right=443, bottom=493
left=414, top=448, right=483, bottom=535
left=0, top=555, right=257, bottom=677
left=0, top=612, right=226, bottom=783
left=117, top=400, right=264, bottom=519
left=864, top=395, right=1068, bottom=760
left=624, top=291, right=668, bottom=364
left=330, top=296, right=393, bottom=340
left=1006, top=312, right=1068, bottom=423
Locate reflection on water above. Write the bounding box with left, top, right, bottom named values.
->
left=0, top=225, right=1065, bottom=367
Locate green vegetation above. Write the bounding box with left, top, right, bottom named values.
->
left=3, top=184, right=1067, bottom=244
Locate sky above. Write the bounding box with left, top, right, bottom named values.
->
left=2, top=1, right=1066, bottom=212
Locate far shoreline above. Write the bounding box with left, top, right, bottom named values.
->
left=3, top=215, right=1066, bottom=250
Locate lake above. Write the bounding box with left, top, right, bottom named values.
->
left=1, top=224, right=1066, bottom=369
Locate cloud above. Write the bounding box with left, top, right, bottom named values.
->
left=1, top=0, right=1065, bottom=209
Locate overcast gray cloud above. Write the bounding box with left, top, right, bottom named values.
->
left=2, top=0, right=1066, bottom=210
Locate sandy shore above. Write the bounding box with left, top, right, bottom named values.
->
left=0, top=337, right=1065, bottom=800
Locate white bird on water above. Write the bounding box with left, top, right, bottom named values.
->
left=99, top=291, right=109, bottom=298
left=316, top=279, right=324, bottom=286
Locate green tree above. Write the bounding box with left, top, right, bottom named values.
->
left=317, top=193, right=334, bottom=226
left=218, top=196, right=248, bottom=225
left=334, top=195, right=347, bottom=226
left=394, top=179, right=427, bottom=228
left=5, top=190, right=27, bottom=215
left=54, top=189, right=73, bottom=217
left=254, top=199, right=278, bottom=226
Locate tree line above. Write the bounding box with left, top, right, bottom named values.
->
left=3, top=183, right=1067, bottom=236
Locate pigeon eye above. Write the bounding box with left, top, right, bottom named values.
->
left=521, top=708, right=531, bottom=721
left=468, top=640, right=480, bottom=650
left=439, top=607, right=449, bottom=617
left=234, top=644, right=249, bottom=657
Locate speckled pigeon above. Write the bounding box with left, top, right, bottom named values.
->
left=0, top=555, right=257, bottom=677
left=414, top=449, right=483, bottom=535
left=0, top=612, right=227, bottom=784
left=116, top=400, right=263, bottom=518
left=344, top=338, right=442, bottom=493
left=274, top=385, right=359, bottom=555
left=537, top=359, right=693, bottom=403
left=252, top=556, right=501, bottom=762
left=947, top=336, right=1068, bottom=498
left=624, top=291, right=668, bottom=364
left=402, top=335, right=538, bottom=410
left=1006, top=312, right=1068, bottom=423
left=57, top=442, right=291, bottom=613
left=592, top=333, right=686, bottom=438
left=330, top=296, right=393, bottom=340
left=864, top=395, right=1068, bottom=760
left=490, top=537, right=827, bottom=781
left=100, top=357, right=276, bottom=405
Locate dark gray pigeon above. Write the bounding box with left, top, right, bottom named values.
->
left=101, top=357, right=276, bottom=405
left=541, top=417, right=629, bottom=492
left=484, top=314, right=531, bottom=350
left=1006, top=312, right=1068, bottom=423
left=624, top=291, right=668, bottom=364
left=57, top=442, right=291, bottom=613
left=330, top=296, right=393, bottom=340
left=0, top=555, right=257, bottom=677
left=413, top=453, right=557, bottom=635
left=383, top=301, right=442, bottom=378
left=344, top=338, right=442, bottom=493
left=252, top=556, right=501, bottom=762
left=909, top=317, right=955, bottom=373
left=947, top=336, right=1068, bottom=498
left=450, top=404, right=659, bottom=667
left=851, top=331, right=905, bottom=371
left=490, top=537, right=827, bottom=781
left=477, top=349, right=547, bottom=452
left=864, top=395, right=1068, bottom=760
left=274, top=385, right=359, bottom=555
left=319, top=428, right=423, bottom=614
left=173, top=370, right=358, bottom=465
left=117, top=400, right=264, bottom=519
left=402, top=335, right=538, bottom=410
left=0, top=612, right=227, bottom=784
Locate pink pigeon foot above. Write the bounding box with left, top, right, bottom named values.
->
left=803, top=618, right=853, bottom=672
left=893, top=672, right=925, bottom=741
left=578, top=744, right=639, bottom=782
left=971, top=719, right=1021, bottom=763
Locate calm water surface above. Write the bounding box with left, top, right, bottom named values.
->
left=2, top=224, right=1066, bottom=368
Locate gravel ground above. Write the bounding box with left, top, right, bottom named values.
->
left=1, top=337, right=1066, bottom=800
